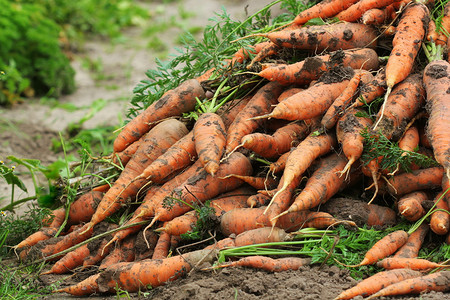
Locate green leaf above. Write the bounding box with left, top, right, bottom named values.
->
left=0, top=164, right=27, bottom=192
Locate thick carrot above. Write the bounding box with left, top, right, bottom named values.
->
left=394, top=223, right=429, bottom=259
left=430, top=191, right=450, bottom=235
left=268, top=132, right=337, bottom=214
left=302, top=211, right=355, bottom=229
left=292, top=0, right=361, bottom=25
left=423, top=59, right=450, bottom=184
left=84, top=119, right=189, bottom=234
left=151, top=231, right=171, bottom=260
left=336, top=107, right=373, bottom=178
left=217, top=95, right=252, bottom=129
left=273, top=153, right=348, bottom=222
left=258, top=48, right=379, bottom=86
left=247, top=193, right=271, bottom=208
left=376, top=3, right=429, bottom=129
left=336, top=0, right=402, bottom=22
left=277, top=87, right=303, bottom=102
left=233, top=227, right=290, bottom=246
left=397, top=191, right=428, bottom=222
left=113, top=79, right=204, bottom=152
left=362, top=5, right=396, bottom=25
left=67, top=190, right=103, bottom=226
left=241, top=121, right=311, bottom=159
left=321, top=70, right=371, bottom=130
left=225, top=81, right=285, bottom=155
left=151, top=152, right=253, bottom=226
left=355, top=230, right=409, bottom=266
left=366, top=271, right=450, bottom=299
left=373, top=73, right=425, bottom=140
left=217, top=256, right=312, bottom=272
left=193, top=112, right=226, bottom=176
left=335, top=269, right=422, bottom=300
left=263, top=22, right=378, bottom=51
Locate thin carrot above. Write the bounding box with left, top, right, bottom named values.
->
left=353, top=230, right=409, bottom=267
left=151, top=231, right=171, bottom=260
left=423, top=59, right=450, bottom=185
left=216, top=256, right=312, bottom=272
left=394, top=223, right=429, bottom=258
left=375, top=3, right=429, bottom=129
left=336, top=107, right=373, bottom=178
left=335, top=269, right=422, bottom=300
left=53, top=273, right=101, bottom=296
left=269, top=150, right=291, bottom=174
left=397, top=191, right=428, bottom=222
left=258, top=48, right=379, bottom=86
left=218, top=174, right=277, bottom=191
left=225, top=81, right=285, bottom=155
left=233, top=227, right=290, bottom=246
left=247, top=193, right=271, bottom=208
left=336, top=0, right=403, bottom=23
left=83, top=119, right=189, bottom=234
left=113, top=79, right=204, bottom=152
left=350, top=67, right=386, bottom=109
left=362, top=5, right=396, bottom=25
left=41, top=243, right=90, bottom=275
left=291, top=0, right=361, bottom=25
left=99, top=234, right=136, bottom=270
left=430, top=191, right=450, bottom=235
left=377, top=257, right=448, bottom=270
left=366, top=271, right=450, bottom=299
left=301, top=211, right=355, bottom=229
left=112, top=138, right=142, bottom=166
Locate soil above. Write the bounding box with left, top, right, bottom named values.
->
left=0, top=1, right=449, bottom=299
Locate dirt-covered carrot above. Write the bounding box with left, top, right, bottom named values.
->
left=366, top=271, right=450, bottom=299
left=336, top=0, right=402, bottom=22
left=375, top=3, right=429, bottom=129
left=394, top=223, right=429, bottom=259
left=233, top=227, right=290, bottom=246
left=336, top=107, right=373, bottom=178
left=354, top=230, right=409, bottom=266
left=53, top=273, right=101, bottom=296
left=216, top=256, right=312, bottom=272
left=41, top=243, right=90, bottom=275
left=362, top=5, right=396, bottom=25
left=247, top=193, right=271, bottom=208
left=112, top=139, right=142, bottom=166
left=218, top=174, right=277, bottom=191
left=373, top=73, right=425, bottom=140
left=423, top=59, right=450, bottom=184
left=99, top=234, right=136, bottom=270
left=269, top=150, right=291, bottom=174
left=67, top=190, right=103, bottom=226
left=151, top=231, right=171, bottom=260
left=397, top=191, right=427, bottom=222
left=113, top=79, right=204, bottom=152
left=350, top=68, right=386, bottom=109
left=377, top=257, right=448, bottom=270
left=291, top=0, right=361, bottom=25
left=262, top=22, right=378, bottom=51
left=225, top=81, right=284, bottom=155
left=430, top=191, right=450, bottom=235
left=258, top=48, right=379, bottom=85
left=83, top=119, right=189, bottom=234
left=272, top=153, right=348, bottom=222
left=335, top=269, right=422, bottom=300
left=241, top=121, right=311, bottom=159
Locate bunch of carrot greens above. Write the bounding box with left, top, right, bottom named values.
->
left=9, top=0, right=450, bottom=298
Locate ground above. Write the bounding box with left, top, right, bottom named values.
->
left=0, top=1, right=448, bottom=299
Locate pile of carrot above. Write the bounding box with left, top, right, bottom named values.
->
left=14, top=0, right=450, bottom=297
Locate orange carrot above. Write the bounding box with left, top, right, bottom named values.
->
left=151, top=231, right=171, bottom=260
left=336, top=0, right=403, bottom=22
left=218, top=174, right=278, bottom=190
left=247, top=193, right=271, bottom=208
left=277, top=87, right=303, bottom=102
left=233, top=227, right=290, bottom=246
left=84, top=119, right=189, bottom=234
left=336, top=107, right=373, bottom=178
left=269, top=150, right=291, bottom=174
left=225, top=81, right=285, bottom=155
left=397, top=191, right=428, bottom=222
left=113, top=79, right=204, bottom=152
left=99, top=234, right=136, bottom=270
left=150, top=152, right=253, bottom=226
left=42, top=244, right=90, bottom=275
left=262, top=22, right=378, bottom=52
left=217, top=256, right=312, bottom=272
left=193, top=112, right=227, bottom=176
left=112, top=139, right=142, bottom=166
left=54, top=273, right=101, bottom=296
left=241, top=121, right=311, bottom=159
left=366, top=271, right=450, bottom=299
left=321, top=70, right=370, bottom=130
left=362, top=5, right=396, bottom=25
left=351, top=68, right=386, bottom=109
left=430, top=191, right=450, bottom=235
left=67, top=190, right=103, bottom=226
left=394, top=223, right=429, bottom=258
left=355, top=230, right=409, bottom=266
left=376, top=3, right=429, bottom=129
left=302, top=211, right=355, bottom=229
left=335, top=269, right=422, bottom=300
left=292, top=0, right=361, bottom=25
left=373, top=73, right=425, bottom=140
left=258, top=48, right=379, bottom=86
left=377, top=257, right=448, bottom=270
left=423, top=59, right=450, bottom=184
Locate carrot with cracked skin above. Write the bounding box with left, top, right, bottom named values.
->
left=336, top=0, right=403, bottom=23
left=256, top=67, right=355, bottom=121
left=225, top=81, right=285, bottom=155
left=423, top=59, right=450, bottom=185
left=373, top=74, right=425, bottom=140
left=113, top=79, right=204, bottom=153
left=216, top=256, right=312, bottom=272
left=273, top=153, right=348, bottom=222
left=353, top=230, right=409, bottom=267
left=336, top=107, right=373, bottom=178
left=258, top=48, right=378, bottom=86
left=375, top=3, right=429, bottom=130
left=366, top=271, right=450, bottom=299
left=321, top=70, right=371, bottom=130
left=267, top=132, right=337, bottom=214
left=430, top=191, right=450, bottom=235
left=241, top=121, right=312, bottom=159
left=334, top=269, right=422, bottom=300
left=261, top=22, right=378, bottom=52
left=397, top=191, right=428, bottom=222
left=83, top=119, right=189, bottom=234
left=150, top=152, right=253, bottom=228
